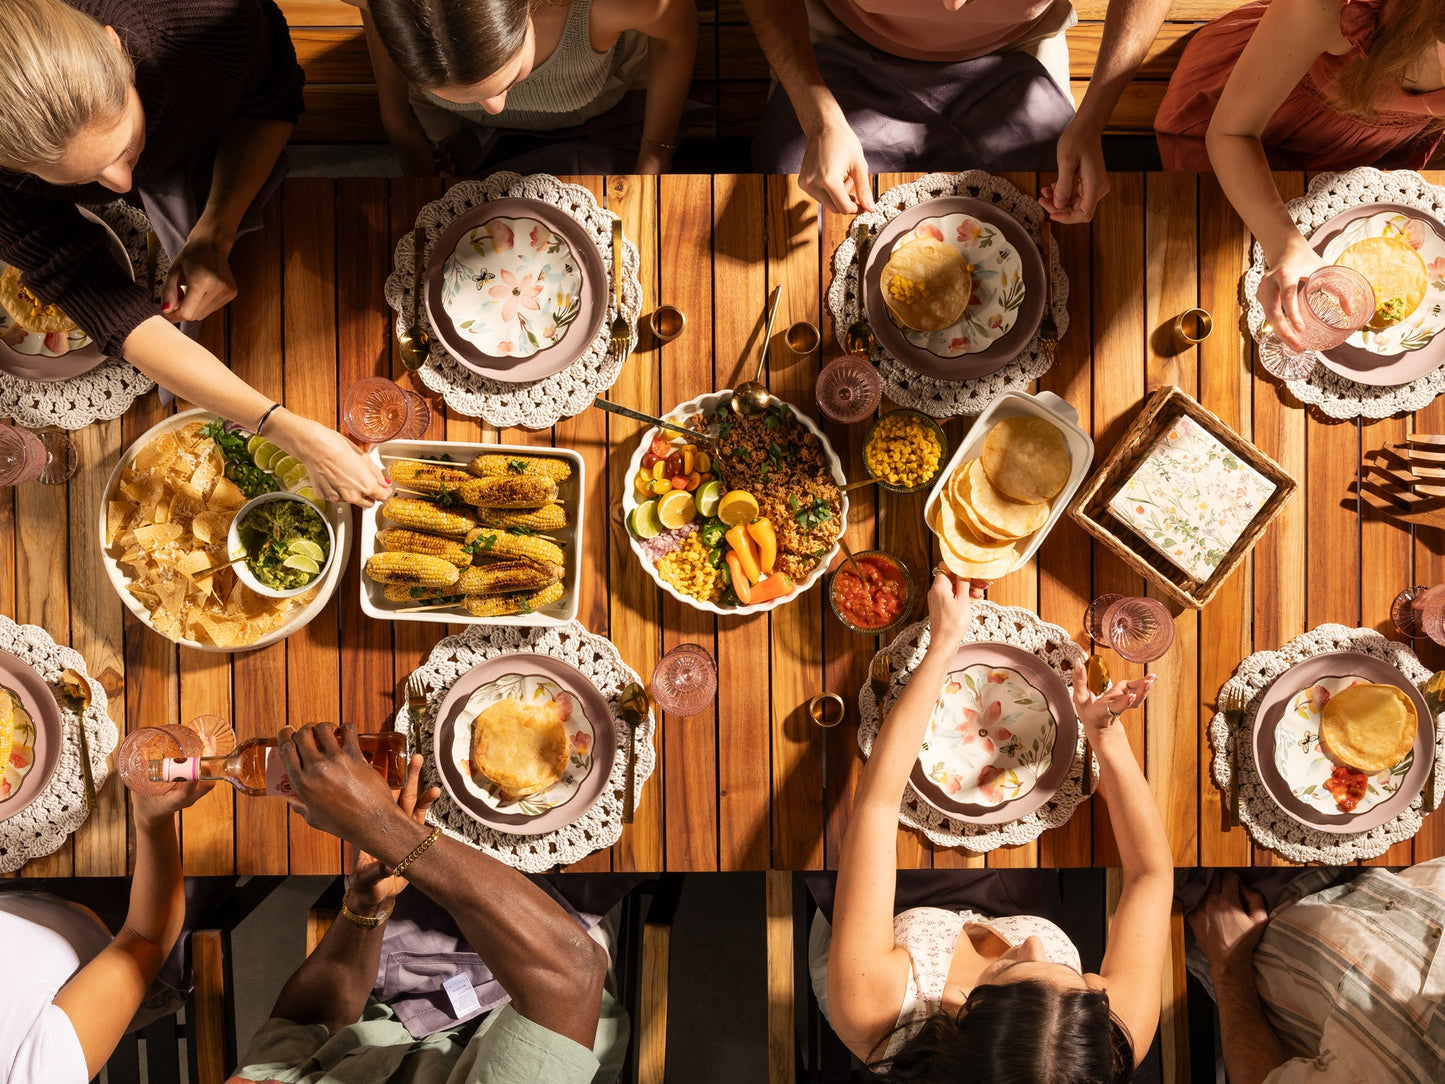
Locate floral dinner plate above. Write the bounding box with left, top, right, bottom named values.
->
left=0, top=688, right=39, bottom=807
left=448, top=672, right=597, bottom=817
left=424, top=197, right=608, bottom=384
left=0, top=648, right=63, bottom=823
left=1272, top=674, right=1411, bottom=817
left=907, top=642, right=1077, bottom=824
left=862, top=195, right=1046, bottom=382
left=921, top=663, right=1055, bottom=807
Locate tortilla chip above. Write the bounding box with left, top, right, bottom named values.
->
left=106, top=500, right=137, bottom=546
left=209, top=477, right=245, bottom=511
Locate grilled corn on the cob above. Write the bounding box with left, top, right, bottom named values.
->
left=364, top=552, right=462, bottom=588
left=467, top=454, right=572, bottom=482
left=465, top=581, right=566, bottom=617
left=458, top=475, right=557, bottom=509
left=381, top=497, right=479, bottom=538
left=377, top=528, right=473, bottom=567
left=389, top=460, right=474, bottom=499
left=464, top=528, right=564, bottom=568
left=474, top=504, right=568, bottom=532
left=381, top=560, right=560, bottom=601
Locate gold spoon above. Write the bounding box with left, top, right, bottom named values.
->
left=397, top=226, right=431, bottom=371
left=845, top=222, right=876, bottom=357
left=55, top=668, right=96, bottom=809
left=619, top=682, right=650, bottom=824
left=730, top=285, right=784, bottom=417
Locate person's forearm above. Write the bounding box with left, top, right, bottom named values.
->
left=123, top=316, right=274, bottom=428
left=740, top=0, right=840, bottom=133
left=125, top=813, right=186, bottom=951
left=854, top=644, right=954, bottom=813
left=1212, top=958, right=1288, bottom=1084
left=1073, top=0, right=1173, bottom=131
left=269, top=909, right=387, bottom=1033
left=195, top=118, right=294, bottom=247
left=361, top=9, right=424, bottom=136
left=1093, top=727, right=1172, bottom=879
left=640, top=11, right=698, bottom=151
left=353, top=816, right=606, bottom=1046
left=1205, top=132, right=1305, bottom=265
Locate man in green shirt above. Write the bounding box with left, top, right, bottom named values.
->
left=230, top=723, right=627, bottom=1084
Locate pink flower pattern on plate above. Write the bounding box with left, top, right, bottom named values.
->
left=487, top=269, right=544, bottom=324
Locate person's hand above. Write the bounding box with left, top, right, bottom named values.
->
left=271, top=412, right=393, bottom=507
left=132, top=780, right=214, bottom=829
left=1040, top=118, right=1110, bottom=224
left=799, top=115, right=875, bottom=215
left=347, top=754, right=441, bottom=911
left=635, top=143, right=673, bottom=176
left=161, top=227, right=238, bottom=324
left=1188, top=870, right=1270, bottom=976
left=926, top=570, right=986, bottom=651
left=277, top=723, right=401, bottom=843
left=1257, top=238, right=1330, bottom=352
left=1070, top=662, right=1155, bottom=740
left=388, top=124, right=450, bottom=178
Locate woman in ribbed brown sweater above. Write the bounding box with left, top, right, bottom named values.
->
left=0, top=0, right=390, bottom=506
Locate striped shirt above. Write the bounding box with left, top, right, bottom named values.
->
left=1254, top=860, right=1445, bottom=1084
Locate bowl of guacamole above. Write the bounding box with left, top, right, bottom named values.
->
left=228, top=492, right=334, bottom=599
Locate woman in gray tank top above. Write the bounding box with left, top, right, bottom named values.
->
left=344, top=0, right=697, bottom=176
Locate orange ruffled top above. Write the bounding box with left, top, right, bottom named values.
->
left=1154, top=0, right=1445, bottom=171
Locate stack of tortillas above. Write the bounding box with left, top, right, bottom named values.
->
left=928, top=416, right=1072, bottom=579
left=880, top=237, right=972, bottom=332
left=1319, top=682, right=1418, bottom=773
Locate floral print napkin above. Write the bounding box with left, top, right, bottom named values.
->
left=1108, top=415, right=1276, bottom=582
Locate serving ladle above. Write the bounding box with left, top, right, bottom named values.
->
left=730, top=285, right=784, bottom=416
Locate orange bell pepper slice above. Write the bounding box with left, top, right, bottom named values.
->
left=725, top=524, right=762, bottom=584
left=726, top=551, right=753, bottom=604
left=745, top=517, right=777, bottom=574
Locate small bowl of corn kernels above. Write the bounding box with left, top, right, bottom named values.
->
left=863, top=409, right=948, bottom=495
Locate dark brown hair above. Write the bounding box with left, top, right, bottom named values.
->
left=868, top=980, right=1136, bottom=1084
left=1334, top=0, right=1445, bottom=120
left=368, top=0, right=555, bottom=91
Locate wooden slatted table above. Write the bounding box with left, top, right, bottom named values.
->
left=12, top=172, right=1445, bottom=877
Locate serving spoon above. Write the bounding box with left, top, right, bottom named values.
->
left=730, top=285, right=784, bottom=417
left=397, top=226, right=431, bottom=371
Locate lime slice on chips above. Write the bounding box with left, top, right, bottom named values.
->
left=288, top=539, right=326, bottom=562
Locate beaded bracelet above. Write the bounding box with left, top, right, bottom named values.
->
left=390, top=824, right=442, bottom=879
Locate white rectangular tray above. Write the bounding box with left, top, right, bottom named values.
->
left=924, top=390, right=1094, bottom=575
left=360, top=440, right=583, bottom=626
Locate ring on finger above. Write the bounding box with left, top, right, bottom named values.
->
left=1106, top=703, right=1126, bottom=717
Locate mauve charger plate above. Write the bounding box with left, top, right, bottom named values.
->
left=431, top=652, right=619, bottom=836
left=1250, top=650, right=1434, bottom=834
left=0, top=209, right=133, bottom=383
left=1308, top=202, right=1445, bottom=387
left=863, top=196, right=1046, bottom=381
left=423, top=198, right=607, bottom=383
left=908, top=642, right=1077, bottom=826
left=0, top=648, right=63, bottom=822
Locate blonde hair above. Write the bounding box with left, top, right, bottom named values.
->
left=0, top=0, right=134, bottom=171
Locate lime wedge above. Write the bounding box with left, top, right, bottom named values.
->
left=696, top=479, right=725, bottom=518
left=289, top=539, right=326, bottom=561
left=280, top=462, right=310, bottom=489
left=252, top=440, right=282, bottom=470
left=294, top=485, right=318, bottom=503
left=629, top=500, right=662, bottom=540
left=270, top=454, right=300, bottom=479
left=281, top=554, right=321, bottom=575
left=657, top=489, right=697, bottom=530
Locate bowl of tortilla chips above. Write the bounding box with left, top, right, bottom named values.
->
left=99, top=408, right=352, bottom=651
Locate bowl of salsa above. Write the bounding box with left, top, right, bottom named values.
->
left=228, top=492, right=334, bottom=599
left=828, top=550, right=914, bottom=634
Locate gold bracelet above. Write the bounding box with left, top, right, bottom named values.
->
left=340, top=894, right=394, bottom=929
left=640, top=136, right=676, bottom=151
left=390, top=824, right=442, bottom=879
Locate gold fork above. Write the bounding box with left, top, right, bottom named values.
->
left=1221, top=684, right=1248, bottom=828
left=869, top=652, right=892, bottom=701
left=1036, top=218, right=1058, bottom=359
left=402, top=674, right=429, bottom=760
left=1421, top=670, right=1444, bottom=815
left=608, top=217, right=629, bottom=360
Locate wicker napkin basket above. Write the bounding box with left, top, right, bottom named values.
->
left=1067, top=385, right=1297, bottom=610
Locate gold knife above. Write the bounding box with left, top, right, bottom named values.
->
left=1422, top=671, right=1444, bottom=815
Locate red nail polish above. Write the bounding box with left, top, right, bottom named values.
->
left=161, top=302, right=172, bottom=312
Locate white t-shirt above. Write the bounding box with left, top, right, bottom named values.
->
left=0, top=892, right=110, bottom=1084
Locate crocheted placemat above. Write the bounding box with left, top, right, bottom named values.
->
left=1209, top=622, right=1445, bottom=863
left=0, top=617, right=118, bottom=873
left=395, top=621, right=655, bottom=871
left=827, top=171, right=1069, bottom=419
left=857, top=602, right=1091, bottom=853
left=1243, top=167, right=1445, bottom=420
left=385, top=173, right=640, bottom=429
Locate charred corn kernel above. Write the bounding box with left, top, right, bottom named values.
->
left=464, top=528, right=564, bottom=568
left=379, top=561, right=557, bottom=600
left=377, top=528, right=473, bottom=567
left=464, top=581, right=566, bottom=617
left=475, top=504, right=567, bottom=532
left=0, top=691, right=12, bottom=779
left=466, top=454, right=572, bottom=483
left=383, top=583, right=467, bottom=604
left=459, top=475, right=558, bottom=509
left=887, top=274, right=926, bottom=306
left=389, top=460, right=474, bottom=499
left=863, top=412, right=942, bottom=489
left=381, top=497, right=479, bottom=538
left=364, top=552, right=462, bottom=588
left=656, top=533, right=721, bottom=602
